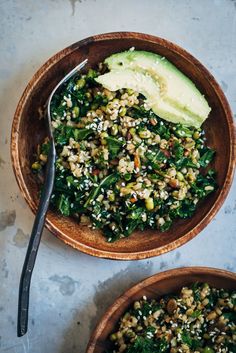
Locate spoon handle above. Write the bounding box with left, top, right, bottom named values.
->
left=17, top=140, right=56, bottom=337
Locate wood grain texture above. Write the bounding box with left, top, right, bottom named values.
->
left=86, top=267, right=236, bottom=353
left=11, top=32, right=236, bottom=260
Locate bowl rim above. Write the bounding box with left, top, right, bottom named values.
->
left=11, top=32, right=236, bottom=260
left=86, top=266, right=236, bottom=352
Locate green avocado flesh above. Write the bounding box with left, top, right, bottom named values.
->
left=95, top=50, right=211, bottom=127
left=96, top=69, right=198, bottom=126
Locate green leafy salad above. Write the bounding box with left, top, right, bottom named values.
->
left=32, top=50, right=216, bottom=241
left=107, top=283, right=236, bottom=353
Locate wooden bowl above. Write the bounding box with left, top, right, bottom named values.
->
left=86, top=267, right=236, bottom=352
left=11, top=32, right=235, bottom=260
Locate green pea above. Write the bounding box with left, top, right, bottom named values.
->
left=87, top=69, right=97, bottom=79
left=202, top=348, right=215, bottom=353
left=101, top=139, right=107, bottom=145
left=193, top=131, right=201, bottom=140
left=138, top=129, right=151, bottom=139
left=100, top=132, right=108, bottom=138
left=129, top=127, right=136, bottom=136
left=127, top=88, right=134, bottom=95
left=111, top=124, right=118, bottom=136
left=185, top=141, right=195, bottom=149
left=119, top=106, right=127, bottom=116
left=145, top=197, right=154, bottom=210
left=172, top=190, right=179, bottom=199
left=85, top=92, right=92, bottom=101
left=32, top=162, right=41, bottom=171
left=72, top=106, right=80, bottom=117
left=100, top=132, right=108, bottom=145
left=108, top=192, right=115, bottom=202
left=110, top=333, right=117, bottom=341
left=176, top=172, right=184, bottom=181
left=76, top=78, right=86, bottom=89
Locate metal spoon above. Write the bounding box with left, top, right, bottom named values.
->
left=17, top=59, right=88, bottom=337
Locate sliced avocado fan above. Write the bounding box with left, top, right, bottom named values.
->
left=96, top=69, right=200, bottom=127
left=95, top=50, right=211, bottom=127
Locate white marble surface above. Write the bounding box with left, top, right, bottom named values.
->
left=0, top=0, right=235, bottom=352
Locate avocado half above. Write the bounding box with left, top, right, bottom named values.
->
left=95, top=50, right=211, bottom=127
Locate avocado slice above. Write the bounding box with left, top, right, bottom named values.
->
left=96, top=69, right=160, bottom=101
left=104, top=50, right=211, bottom=125
left=152, top=99, right=200, bottom=126
left=96, top=69, right=200, bottom=127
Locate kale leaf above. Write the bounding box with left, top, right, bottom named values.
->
left=84, top=173, right=118, bottom=207
left=106, top=136, right=124, bottom=159
left=199, top=147, right=215, bottom=167
left=126, top=337, right=169, bottom=353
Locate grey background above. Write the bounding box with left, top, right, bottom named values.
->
left=0, top=0, right=235, bottom=352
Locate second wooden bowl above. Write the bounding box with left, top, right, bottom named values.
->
left=86, top=267, right=236, bottom=352
left=11, top=32, right=235, bottom=259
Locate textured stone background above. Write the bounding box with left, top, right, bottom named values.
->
left=0, top=0, right=235, bottom=352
